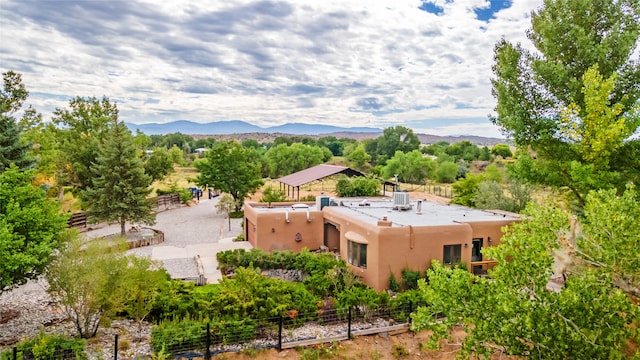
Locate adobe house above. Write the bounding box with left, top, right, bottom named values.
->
left=244, top=194, right=519, bottom=291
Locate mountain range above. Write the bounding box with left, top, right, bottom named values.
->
left=125, top=120, right=505, bottom=146
left=125, top=120, right=380, bottom=136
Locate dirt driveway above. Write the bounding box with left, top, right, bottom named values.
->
left=83, top=196, right=252, bottom=283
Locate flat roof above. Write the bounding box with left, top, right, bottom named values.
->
left=326, top=198, right=519, bottom=227
left=249, top=198, right=519, bottom=227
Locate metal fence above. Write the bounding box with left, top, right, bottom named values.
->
left=1, top=302, right=417, bottom=360
left=150, top=302, right=415, bottom=358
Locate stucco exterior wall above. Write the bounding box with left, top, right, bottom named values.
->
left=244, top=202, right=324, bottom=252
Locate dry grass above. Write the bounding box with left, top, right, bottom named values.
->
left=150, top=166, right=200, bottom=195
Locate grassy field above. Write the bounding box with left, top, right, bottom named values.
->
left=150, top=166, right=200, bottom=195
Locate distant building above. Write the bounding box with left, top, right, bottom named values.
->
left=243, top=194, right=519, bottom=291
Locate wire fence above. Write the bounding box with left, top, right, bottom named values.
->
left=2, top=302, right=419, bottom=360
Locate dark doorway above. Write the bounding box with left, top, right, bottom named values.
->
left=472, top=238, right=484, bottom=275
left=324, top=223, right=340, bottom=252
left=472, top=238, right=483, bottom=262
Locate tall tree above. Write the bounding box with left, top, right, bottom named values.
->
left=52, top=97, right=117, bottom=193
left=0, top=165, right=69, bottom=293
left=83, top=122, right=155, bottom=236
left=382, top=150, right=435, bottom=184
left=491, top=0, right=640, bottom=205
left=195, top=140, right=264, bottom=212
left=369, top=126, right=420, bottom=165
left=0, top=71, right=35, bottom=172
left=144, top=146, right=174, bottom=182
left=264, top=143, right=325, bottom=178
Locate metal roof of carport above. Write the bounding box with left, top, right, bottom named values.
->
left=276, top=164, right=364, bottom=187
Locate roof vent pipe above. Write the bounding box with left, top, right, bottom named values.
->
left=306, top=208, right=312, bottom=222
left=285, top=210, right=290, bottom=223
left=416, top=200, right=422, bottom=214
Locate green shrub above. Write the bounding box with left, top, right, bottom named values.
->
left=6, top=333, right=87, bottom=360
left=151, top=319, right=206, bottom=354
left=400, top=268, right=422, bottom=290
left=299, top=194, right=316, bottom=201
left=388, top=273, right=401, bottom=292
left=392, top=344, right=409, bottom=358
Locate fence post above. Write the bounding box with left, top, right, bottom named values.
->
left=277, top=316, right=283, bottom=351
left=205, top=323, right=211, bottom=360
left=13, top=347, right=17, bottom=360
left=114, top=334, right=118, bottom=360
left=347, top=307, right=352, bottom=339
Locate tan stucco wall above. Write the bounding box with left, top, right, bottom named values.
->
left=244, top=202, right=324, bottom=252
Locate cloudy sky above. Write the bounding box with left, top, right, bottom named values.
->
left=1, top=0, right=545, bottom=138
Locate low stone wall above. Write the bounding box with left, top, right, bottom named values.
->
left=125, top=228, right=164, bottom=249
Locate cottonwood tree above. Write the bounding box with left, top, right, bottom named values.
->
left=412, top=187, right=639, bottom=359
left=382, top=150, right=435, bottom=184
left=83, top=122, right=155, bottom=236
left=52, top=97, right=117, bottom=194
left=491, top=0, right=640, bottom=206
left=195, top=140, right=263, bottom=212
left=366, top=126, right=420, bottom=165
left=343, top=143, right=371, bottom=172
left=144, top=146, right=174, bottom=182
left=0, top=165, right=69, bottom=293
left=264, top=142, right=326, bottom=178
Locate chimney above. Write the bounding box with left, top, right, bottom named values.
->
left=378, top=216, right=392, bottom=227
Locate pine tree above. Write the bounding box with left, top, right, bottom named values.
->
left=84, top=122, right=155, bottom=236
left=0, top=114, right=34, bottom=172
left=1, top=70, right=35, bottom=172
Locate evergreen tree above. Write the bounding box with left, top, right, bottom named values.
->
left=0, top=115, right=34, bottom=172
left=1, top=71, right=34, bottom=172
left=84, top=122, right=155, bottom=236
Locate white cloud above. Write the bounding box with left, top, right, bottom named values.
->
left=0, top=0, right=546, bottom=136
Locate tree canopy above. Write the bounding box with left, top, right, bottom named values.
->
left=366, top=126, right=420, bottom=165
left=491, top=0, right=640, bottom=205
left=195, top=140, right=264, bottom=211
left=0, top=165, right=69, bottom=293
left=52, top=97, right=119, bottom=194
left=264, top=143, right=327, bottom=178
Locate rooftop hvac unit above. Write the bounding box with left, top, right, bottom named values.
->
left=393, top=192, right=411, bottom=210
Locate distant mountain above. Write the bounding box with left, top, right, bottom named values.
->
left=125, top=120, right=505, bottom=146
left=125, top=120, right=380, bottom=135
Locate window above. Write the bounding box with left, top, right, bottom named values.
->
left=348, top=240, right=367, bottom=268
left=443, top=244, right=461, bottom=265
